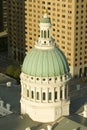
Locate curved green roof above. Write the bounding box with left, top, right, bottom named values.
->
left=22, top=47, right=70, bottom=77
left=40, top=17, right=51, bottom=23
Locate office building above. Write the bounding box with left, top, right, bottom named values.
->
left=7, top=0, right=87, bottom=76
left=7, top=0, right=25, bottom=63
left=0, top=0, right=7, bottom=32
left=25, top=0, right=87, bottom=77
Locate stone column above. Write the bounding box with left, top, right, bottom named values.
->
left=66, top=85, right=69, bottom=99
left=29, top=87, right=31, bottom=100
left=46, top=88, right=48, bottom=103
left=58, top=87, right=60, bottom=101
left=40, top=88, right=42, bottom=103
left=34, top=87, right=36, bottom=102
left=62, top=85, right=65, bottom=100
left=52, top=88, right=54, bottom=102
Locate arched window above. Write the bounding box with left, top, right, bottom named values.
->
left=36, top=92, right=39, bottom=100
left=49, top=92, right=52, bottom=100
left=41, top=30, right=43, bottom=38
left=31, top=91, right=34, bottom=99
left=43, top=92, right=46, bottom=100
left=55, top=91, right=57, bottom=100
left=27, top=89, right=29, bottom=97
left=65, top=87, right=67, bottom=99
left=44, top=30, right=46, bottom=38
left=48, top=30, right=49, bottom=38
left=60, top=89, right=62, bottom=99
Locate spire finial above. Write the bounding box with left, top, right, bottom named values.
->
left=44, top=8, right=48, bottom=14
left=43, top=9, right=48, bottom=18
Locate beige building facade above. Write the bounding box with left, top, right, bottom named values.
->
left=7, top=0, right=87, bottom=77
left=25, top=0, right=87, bottom=77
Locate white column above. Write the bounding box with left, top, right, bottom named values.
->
left=40, top=88, right=42, bottom=103
left=34, top=87, right=36, bottom=102
left=52, top=88, right=54, bottom=102
left=66, top=85, right=69, bottom=99
left=62, top=85, right=65, bottom=100
left=58, top=87, right=60, bottom=101
left=46, top=88, right=48, bottom=103
left=29, top=87, right=31, bottom=100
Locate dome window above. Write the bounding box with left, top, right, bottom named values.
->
left=41, top=30, right=43, bottom=38
left=36, top=78, right=39, bottom=80
left=60, top=76, right=62, bottom=81
left=36, top=92, right=39, bottom=100
left=31, top=77, right=33, bottom=80
left=43, top=92, right=46, bottom=100
left=44, top=30, right=46, bottom=38
left=55, top=77, right=57, bottom=80
left=65, top=87, right=67, bottom=99
left=27, top=89, right=29, bottom=97
left=49, top=92, right=52, bottom=100
left=60, top=89, right=62, bottom=99
left=49, top=78, right=52, bottom=81
left=31, top=91, right=34, bottom=99
left=48, top=30, right=49, bottom=38
left=55, top=91, right=57, bottom=100
left=43, top=78, right=46, bottom=81
left=44, top=41, right=46, bottom=44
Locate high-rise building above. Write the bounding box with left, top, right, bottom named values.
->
left=7, top=0, right=25, bottom=63
left=0, top=0, right=3, bottom=32
left=24, top=0, right=87, bottom=77
left=0, top=0, right=8, bottom=52
left=0, top=0, right=7, bottom=32
left=7, top=0, right=87, bottom=77
left=2, top=0, right=7, bottom=31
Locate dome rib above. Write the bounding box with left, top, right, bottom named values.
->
left=22, top=47, right=69, bottom=77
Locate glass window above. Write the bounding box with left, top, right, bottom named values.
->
left=41, top=30, right=43, bottom=38
left=49, top=92, right=52, bottom=100
left=60, top=89, right=62, bottom=99
left=31, top=91, right=34, bottom=99
left=27, top=89, right=29, bottom=97
left=44, top=31, right=46, bottom=38
left=55, top=91, right=57, bottom=100
left=36, top=92, right=39, bottom=100
left=43, top=92, right=46, bottom=100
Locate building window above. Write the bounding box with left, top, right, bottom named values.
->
left=48, top=30, right=49, bottom=38
left=55, top=91, right=57, bottom=100
left=43, top=92, right=46, bottom=100
left=60, top=89, right=62, bottom=99
left=44, top=31, right=46, bottom=38
left=49, top=92, right=52, bottom=100
left=36, top=92, right=39, bottom=100
left=65, top=87, right=67, bottom=99
left=41, top=30, right=43, bottom=38
left=31, top=91, right=34, bottom=99
left=27, top=89, right=29, bottom=97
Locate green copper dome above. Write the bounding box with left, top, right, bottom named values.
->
left=22, top=47, right=70, bottom=77
left=40, top=17, right=51, bottom=23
